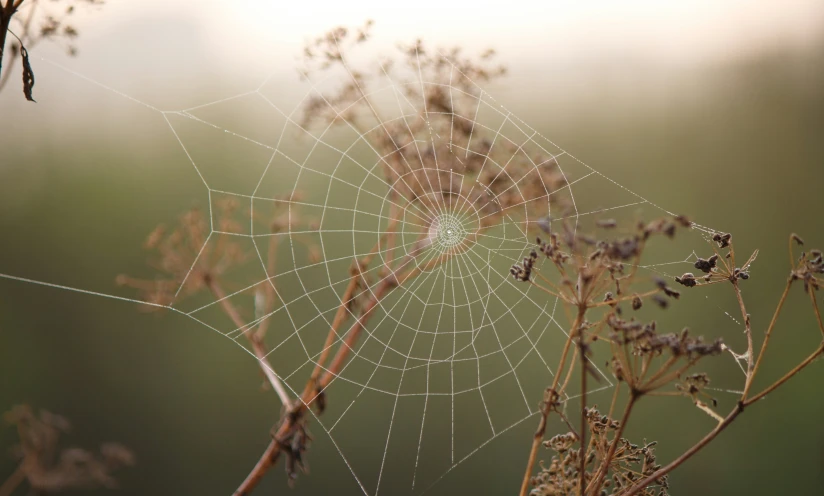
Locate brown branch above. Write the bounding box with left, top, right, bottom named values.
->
left=730, top=277, right=754, bottom=391
left=618, top=403, right=743, bottom=496
left=519, top=306, right=586, bottom=496
left=587, top=393, right=637, bottom=495
left=208, top=279, right=292, bottom=409
left=0, top=463, right=25, bottom=496
left=234, top=442, right=281, bottom=496
left=0, top=0, right=34, bottom=92
left=743, top=277, right=793, bottom=397
left=0, top=2, right=12, bottom=82
left=743, top=343, right=824, bottom=407
left=621, top=341, right=824, bottom=495
left=578, top=314, right=588, bottom=496
left=234, top=238, right=450, bottom=495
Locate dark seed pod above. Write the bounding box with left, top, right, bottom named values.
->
left=675, top=273, right=697, bottom=287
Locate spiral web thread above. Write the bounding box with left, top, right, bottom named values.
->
left=0, top=47, right=750, bottom=496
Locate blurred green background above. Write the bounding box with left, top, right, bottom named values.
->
left=1, top=1, right=824, bottom=495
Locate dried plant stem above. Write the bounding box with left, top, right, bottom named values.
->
left=519, top=306, right=586, bottom=496
left=620, top=404, right=743, bottom=496
left=743, top=343, right=824, bottom=407
left=520, top=403, right=548, bottom=496
left=730, top=278, right=755, bottom=383
left=0, top=0, right=34, bottom=92
left=622, top=339, right=824, bottom=496
left=808, top=286, right=824, bottom=338
left=578, top=325, right=588, bottom=495
left=236, top=238, right=451, bottom=495
left=234, top=442, right=281, bottom=496
left=301, top=270, right=361, bottom=396
left=743, top=277, right=793, bottom=397
left=302, top=221, right=397, bottom=398
left=0, top=1, right=13, bottom=82
left=208, top=280, right=292, bottom=409
left=587, top=393, right=636, bottom=495
left=319, top=247, right=451, bottom=386
left=620, top=262, right=824, bottom=495
left=0, top=463, right=24, bottom=496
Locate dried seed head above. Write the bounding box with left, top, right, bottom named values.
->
left=673, top=214, right=692, bottom=227
left=712, top=232, right=732, bottom=248
left=694, top=254, right=718, bottom=273
left=675, top=273, right=697, bottom=287
left=652, top=294, right=669, bottom=309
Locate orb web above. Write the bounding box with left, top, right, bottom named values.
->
left=0, top=43, right=753, bottom=496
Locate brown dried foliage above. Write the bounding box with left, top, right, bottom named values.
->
left=514, top=217, right=824, bottom=496
left=1, top=405, right=134, bottom=496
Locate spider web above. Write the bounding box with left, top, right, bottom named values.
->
left=0, top=46, right=750, bottom=496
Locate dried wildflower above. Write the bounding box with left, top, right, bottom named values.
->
left=675, top=272, right=697, bottom=287
left=673, top=214, right=692, bottom=227
left=694, top=254, right=719, bottom=273
left=530, top=407, right=668, bottom=496
left=712, top=232, right=732, bottom=248
left=791, top=245, right=824, bottom=292
left=511, top=250, right=539, bottom=282
left=4, top=405, right=134, bottom=493
left=276, top=420, right=312, bottom=486
left=652, top=294, right=668, bottom=309
left=116, top=206, right=246, bottom=308
left=21, top=46, right=36, bottom=102
left=300, top=30, right=568, bottom=227
left=663, top=286, right=681, bottom=299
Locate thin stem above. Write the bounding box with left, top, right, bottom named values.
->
left=578, top=316, right=588, bottom=496
left=0, top=1, right=13, bottom=83
left=729, top=276, right=754, bottom=398
left=623, top=341, right=824, bottom=495
left=519, top=305, right=586, bottom=496
left=809, top=286, right=824, bottom=338
left=641, top=357, right=700, bottom=393
left=559, top=347, right=579, bottom=394
left=743, top=343, right=824, bottom=406
left=529, top=279, right=573, bottom=304
left=587, top=393, right=636, bottom=495
left=233, top=442, right=281, bottom=496
left=743, top=277, right=793, bottom=398
left=586, top=289, right=660, bottom=309
left=208, top=280, right=292, bottom=409
left=637, top=356, right=677, bottom=391
left=300, top=223, right=395, bottom=398
left=235, top=238, right=448, bottom=496
left=619, top=403, right=743, bottom=496
left=0, top=463, right=24, bottom=496
left=606, top=382, right=622, bottom=421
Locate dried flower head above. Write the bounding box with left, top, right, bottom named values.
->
left=4, top=405, right=134, bottom=493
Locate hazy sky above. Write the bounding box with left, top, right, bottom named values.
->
left=3, top=1, right=823, bottom=114
left=79, top=0, right=824, bottom=59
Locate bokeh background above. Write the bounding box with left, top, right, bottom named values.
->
left=2, top=1, right=824, bottom=495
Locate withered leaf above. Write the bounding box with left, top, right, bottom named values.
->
left=21, top=46, right=36, bottom=102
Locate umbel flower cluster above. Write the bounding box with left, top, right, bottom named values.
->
left=531, top=407, right=666, bottom=496
left=508, top=216, right=824, bottom=496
